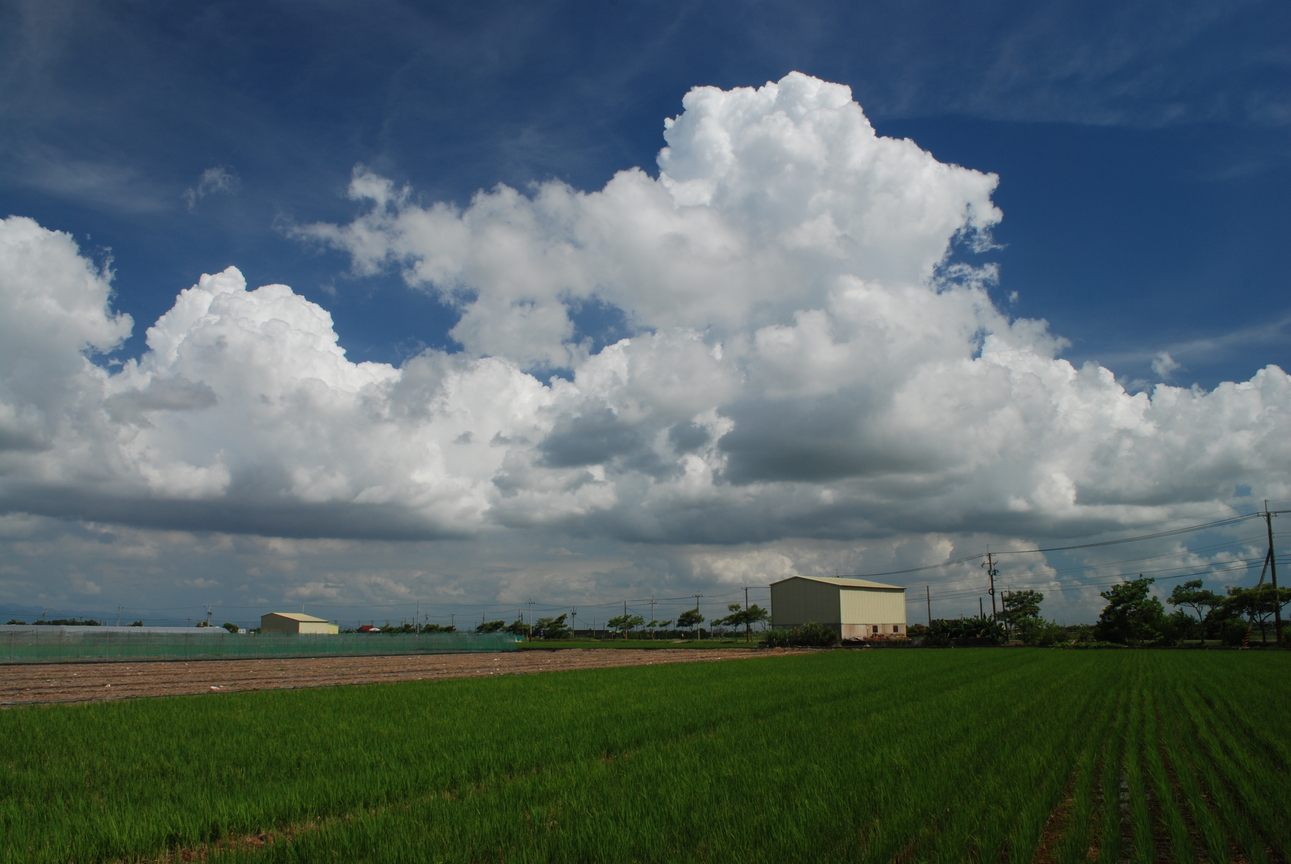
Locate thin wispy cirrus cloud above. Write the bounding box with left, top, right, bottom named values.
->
left=1, top=72, right=1287, bottom=625
left=183, top=166, right=239, bottom=211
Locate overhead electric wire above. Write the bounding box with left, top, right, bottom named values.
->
left=1022, top=534, right=1266, bottom=578
left=840, top=513, right=1264, bottom=584
left=996, top=514, right=1261, bottom=555
left=834, top=553, right=988, bottom=580
left=922, top=558, right=1265, bottom=603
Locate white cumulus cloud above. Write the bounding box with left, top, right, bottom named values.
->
left=0, top=73, right=1288, bottom=607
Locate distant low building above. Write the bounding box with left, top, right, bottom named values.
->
left=260, top=612, right=339, bottom=635
left=770, top=576, right=907, bottom=640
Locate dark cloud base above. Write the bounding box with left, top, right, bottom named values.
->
left=1, top=488, right=468, bottom=542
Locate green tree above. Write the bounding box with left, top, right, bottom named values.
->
left=1223, top=585, right=1291, bottom=644
left=711, top=604, right=741, bottom=633
left=221, top=622, right=240, bottom=634
left=677, top=608, right=704, bottom=639
left=606, top=614, right=645, bottom=640
left=1000, top=590, right=1044, bottom=638
left=715, top=603, right=771, bottom=642
left=646, top=619, right=672, bottom=639
left=1096, top=576, right=1165, bottom=645
left=532, top=614, right=571, bottom=640
left=476, top=620, right=507, bottom=634
left=1166, top=580, right=1224, bottom=646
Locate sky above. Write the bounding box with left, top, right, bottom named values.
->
left=1, top=0, right=1289, bottom=629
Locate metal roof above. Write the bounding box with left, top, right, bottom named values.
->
left=264, top=612, right=332, bottom=623
left=770, top=575, right=904, bottom=591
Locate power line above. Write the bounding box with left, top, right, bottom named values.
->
left=1035, top=534, right=1266, bottom=577
left=922, top=558, right=1264, bottom=603
left=996, top=514, right=1261, bottom=555
left=835, top=514, right=1263, bottom=584
left=836, top=553, right=987, bottom=580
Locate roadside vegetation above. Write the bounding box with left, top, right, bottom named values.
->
left=1, top=651, right=1286, bottom=863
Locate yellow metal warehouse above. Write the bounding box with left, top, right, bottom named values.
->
left=260, top=612, right=339, bottom=635
left=769, top=576, right=907, bottom=641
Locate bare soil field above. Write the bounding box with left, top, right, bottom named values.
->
left=0, top=647, right=806, bottom=706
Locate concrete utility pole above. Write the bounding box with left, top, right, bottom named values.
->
left=416, top=601, right=420, bottom=635
left=925, top=587, right=931, bottom=625
left=527, top=600, right=534, bottom=641
left=982, top=552, right=999, bottom=619
left=1266, top=502, right=1282, bottom=640
left=570, top=606, right=577, bottom=636
left=694, top=593, right=703, bottom=640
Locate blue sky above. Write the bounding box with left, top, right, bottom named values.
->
left=7, top=0, right=1287, bottom=381
left=1, top=0, right=1289, bottom=626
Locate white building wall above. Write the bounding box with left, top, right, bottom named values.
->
left=297, top=621, right=339, bottom=635
left=839, top=589, right=906, bottom=626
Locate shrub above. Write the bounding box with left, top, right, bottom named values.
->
left=1067, top=624, right=1097, bottom=644
left=924, top=616, right=1005, bottom=647
left=764, top=622, right=839, bottom=648
left=1216, top=619, right=1248, bottom=647
left=1033, top=621, right=1070, bottom=647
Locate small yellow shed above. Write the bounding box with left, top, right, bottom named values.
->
left=260, top=612, right=339, bottom=635
left=770, top=576, right=907, bottom=641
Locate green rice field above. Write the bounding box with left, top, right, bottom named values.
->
left=1, top=650, right=1287, bottom=863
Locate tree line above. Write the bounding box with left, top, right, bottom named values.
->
left=465, top=603, right=771, bottom=642
left=912, top=578, right=1290, bottom=647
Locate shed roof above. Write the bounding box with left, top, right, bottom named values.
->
left=771, top=575, right=904, bottom=591
left=264, top=612, right=331, bottom=623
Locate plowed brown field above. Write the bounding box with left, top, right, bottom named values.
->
left=0, top=647, right=807, bottom=706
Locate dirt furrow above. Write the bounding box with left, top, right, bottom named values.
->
left=0, top=648, right=807, bottom=706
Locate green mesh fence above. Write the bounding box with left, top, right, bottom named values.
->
left=0, top=627, right=520, bottom=663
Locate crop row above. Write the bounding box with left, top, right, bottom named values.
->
left=0, top=650, right=1286, bottom=862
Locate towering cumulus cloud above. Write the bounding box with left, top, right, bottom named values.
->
left=2, top=73, right=1288, bottom=548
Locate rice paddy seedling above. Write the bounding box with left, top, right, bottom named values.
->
left=1, top=650, right=1287, bottom=863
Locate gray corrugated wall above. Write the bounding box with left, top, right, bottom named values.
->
left=770, top=578, right=841, bottom=627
